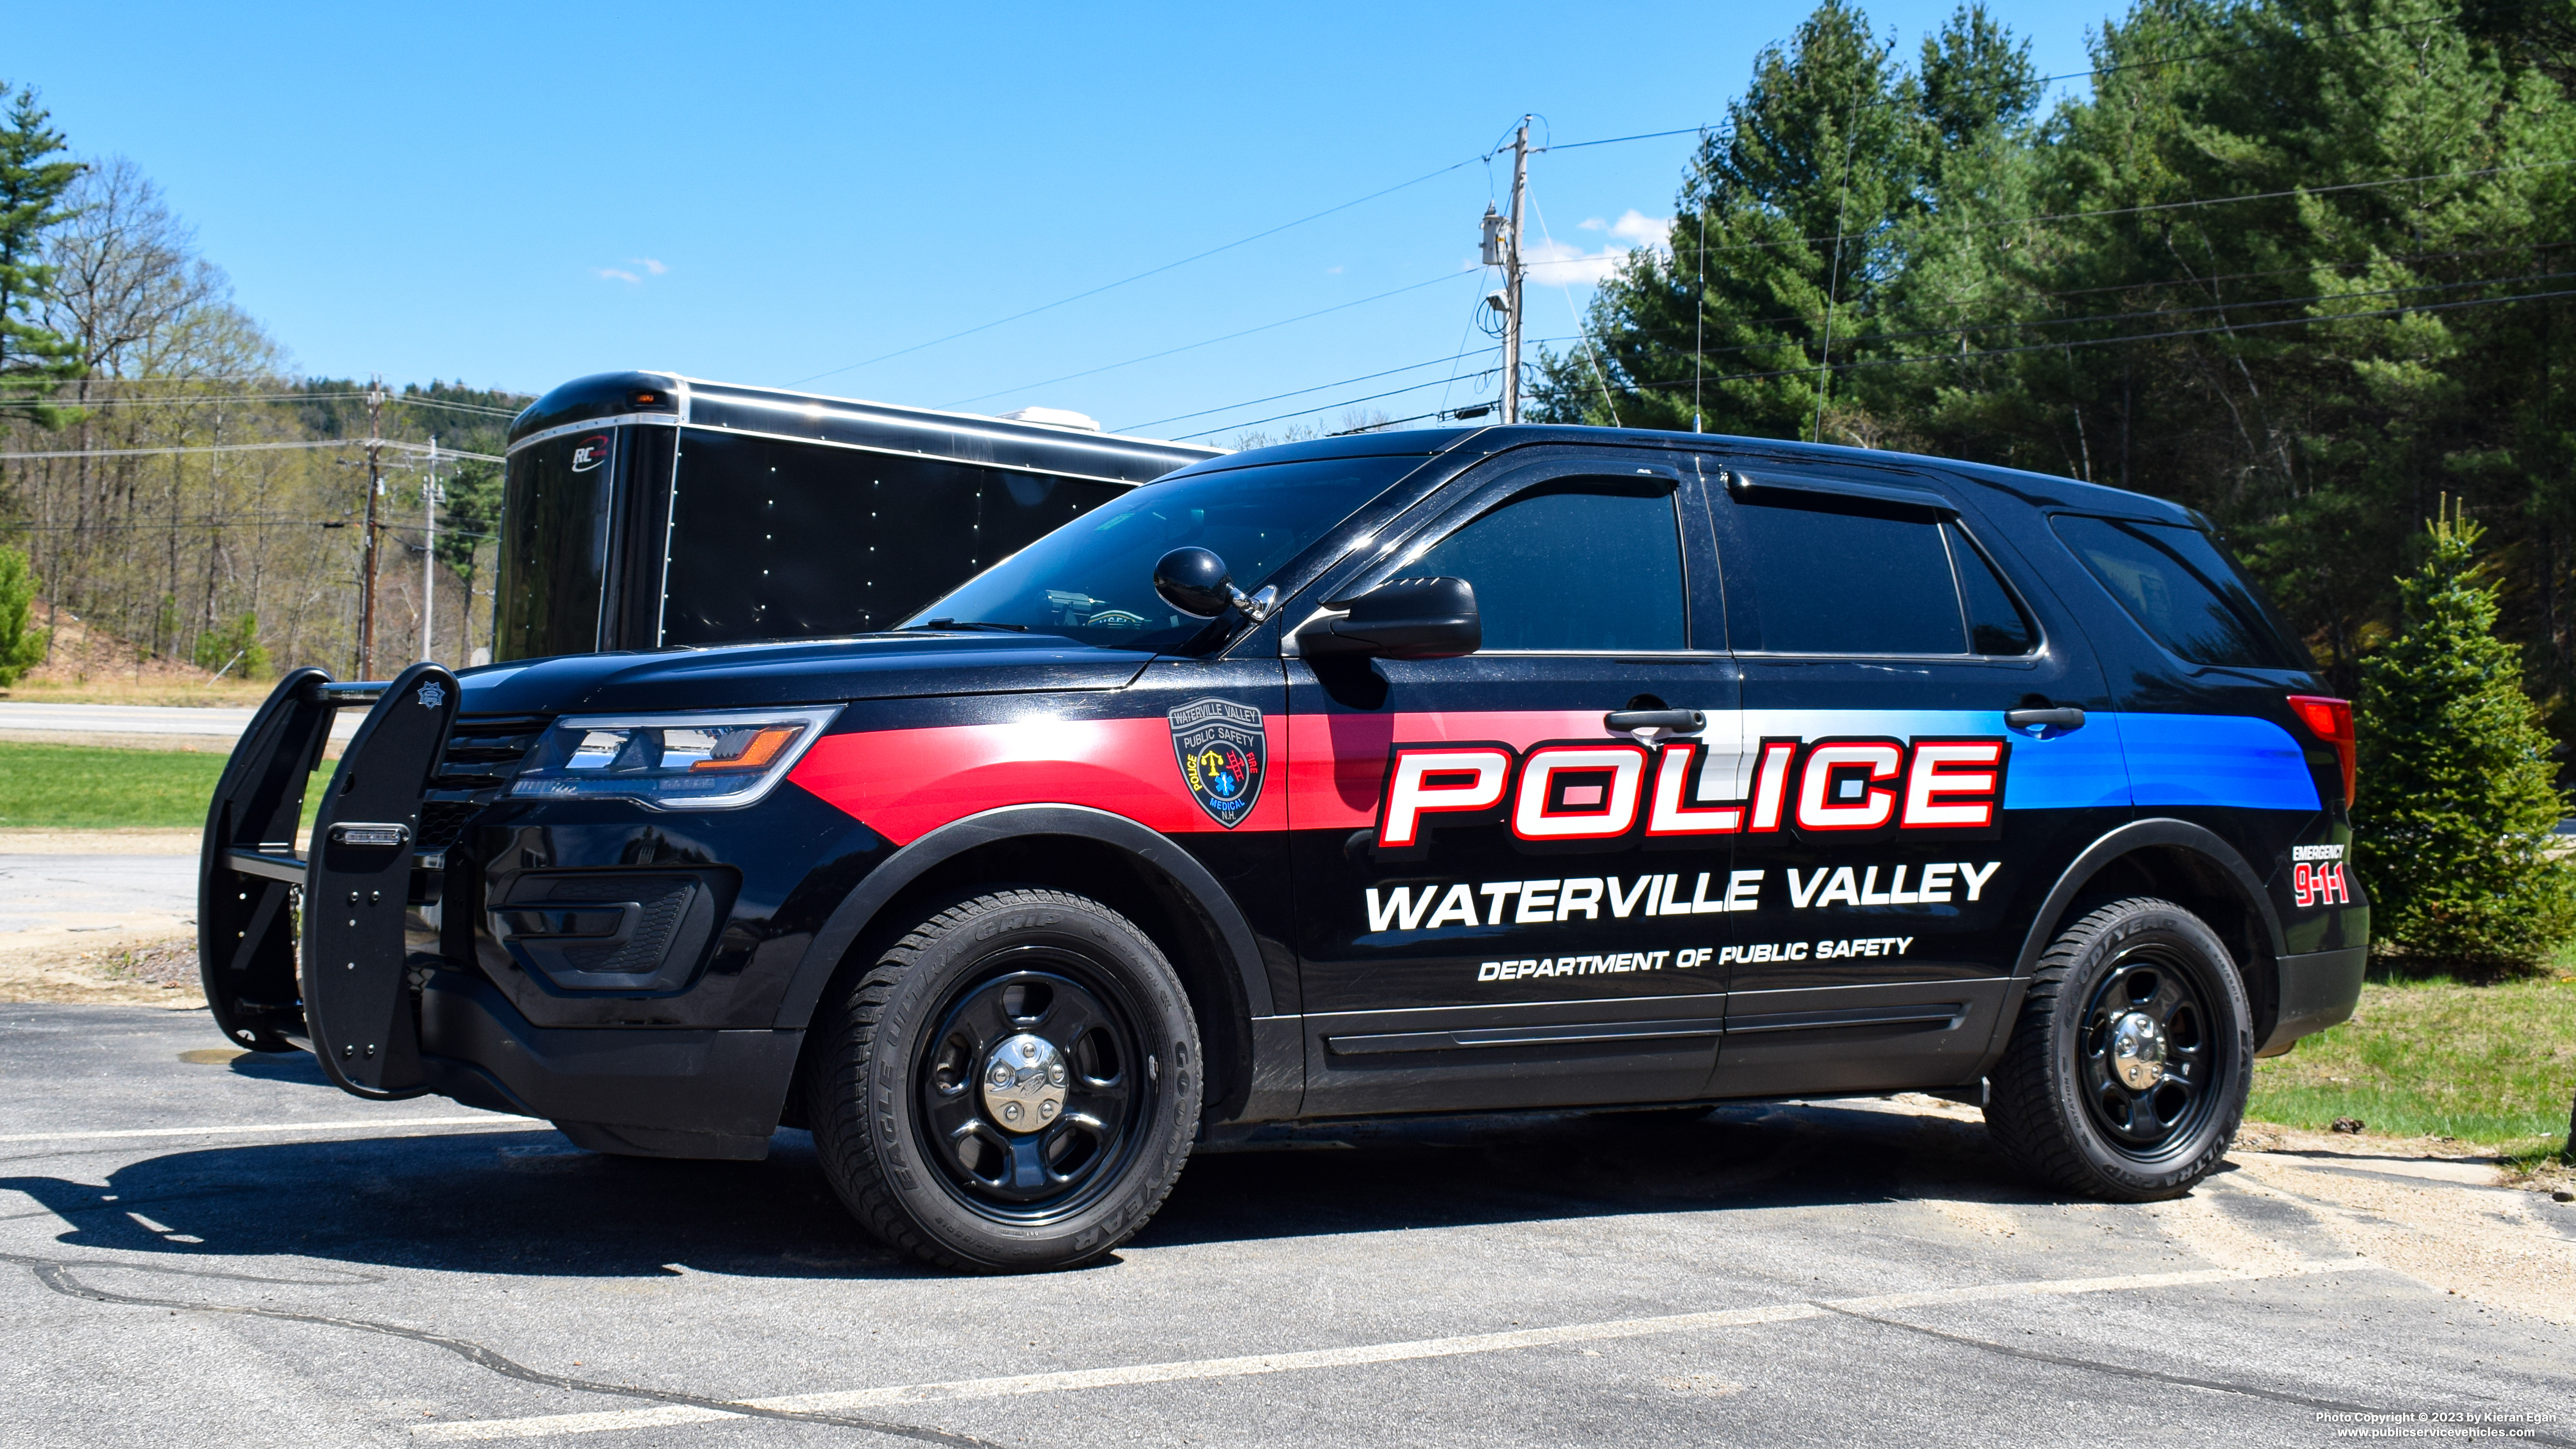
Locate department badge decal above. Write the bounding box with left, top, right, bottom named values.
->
left=1168, top=698, right=1265, bottom=829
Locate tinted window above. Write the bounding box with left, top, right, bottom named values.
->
left=1729, top=496, right=1963, bottom=654
left=1406, top=489, right=1686, bottom=651
left=1949, top=522, right=2036, bottom=656
left=909, top=455, right=1418, bottom=651
left=2052, top=515, right=2297, bottom=669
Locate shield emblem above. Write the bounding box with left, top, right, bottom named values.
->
left=1168, top=698, right=1266, bottom=829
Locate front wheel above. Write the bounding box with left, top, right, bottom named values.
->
left=807, top=888, right=1201, bottom=1272
left=1984, top=897, right=2252, bottom=1201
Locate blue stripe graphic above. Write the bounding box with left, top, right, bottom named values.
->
left=1741, top=708, right=2316, bottom=814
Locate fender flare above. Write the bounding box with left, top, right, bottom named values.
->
left=2011, top=817, right=2285, bottom=981
left=771, top=803, right=1275, bottom=1031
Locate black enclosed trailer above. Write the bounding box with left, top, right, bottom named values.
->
left=494, top=371, right=1218, bottom=661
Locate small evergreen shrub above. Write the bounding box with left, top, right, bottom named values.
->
left=2352, top=503, right=2576, bottom=973
left=0, top=544, right=45, bottom=686
left=192, top=612, right=270, bottom=679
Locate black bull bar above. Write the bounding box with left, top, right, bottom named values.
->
left=197, top=662, right=459, bottom=1098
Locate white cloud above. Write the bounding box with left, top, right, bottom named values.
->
left=1522, top=210, right=1671, bottom=288
left=595, top=257, right=669, bottom=285
left=1609, top=210, right=1667, bottom=245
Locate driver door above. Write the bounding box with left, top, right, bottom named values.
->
left=1285, top=452, right=1742, bottom=1115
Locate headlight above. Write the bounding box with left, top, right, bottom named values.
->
left=508, top=707, right=839, bottom=810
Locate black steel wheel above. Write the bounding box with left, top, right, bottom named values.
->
left=1985, top=897, right=2251, bottom=1201
left=914, top=958, right=1149, bottom=1221
left=807, top=888, right=1200, bottom=1272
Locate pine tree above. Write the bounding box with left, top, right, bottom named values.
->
left=0, top=543, right=46, bottom=686
left=2352, top=501, right=2576, bottom=972
left=0, top=81, right=82, bottom=418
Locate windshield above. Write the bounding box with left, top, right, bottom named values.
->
left=901, top=455, right=1423, bottom=650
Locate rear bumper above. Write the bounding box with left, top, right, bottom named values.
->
left=418, top=971, right=800, bottom=1159
left=2256, top=945, right=2366, bottom=1056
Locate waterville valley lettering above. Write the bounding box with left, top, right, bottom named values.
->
left=1364, top=863, right=2001, bottom=934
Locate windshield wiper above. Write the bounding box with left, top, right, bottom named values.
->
left=905, top=618, right=1029, bottom=633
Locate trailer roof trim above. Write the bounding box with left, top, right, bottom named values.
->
left=508, top=370, right=1217, bottom=484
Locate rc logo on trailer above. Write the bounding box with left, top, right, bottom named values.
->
left=1169, top=698, right=1265, bottom=829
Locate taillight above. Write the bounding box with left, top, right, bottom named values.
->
left=2287, top=695, right=2356, bottom=807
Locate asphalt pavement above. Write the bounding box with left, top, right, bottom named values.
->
left=3, top=1004, right=2570, bottom=1447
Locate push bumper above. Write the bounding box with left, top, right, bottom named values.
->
left=2256, top=945, right=2366, bottom=1056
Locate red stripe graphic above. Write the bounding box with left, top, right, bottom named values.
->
left=790, top=716, right=1285, bottom=846
left=791, top=708, right=1601, bottom=845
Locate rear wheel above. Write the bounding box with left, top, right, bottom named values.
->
left=806, top=888, right=1200, bottom=1272
left=1984, top=897, right=2251, bottom=1201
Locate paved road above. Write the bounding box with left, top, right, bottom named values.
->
left=0, top=701, right=359, bottom=744
left=3, top=1004, right=2569, bottom=1447
left=0, top=855, right=197, bottom=934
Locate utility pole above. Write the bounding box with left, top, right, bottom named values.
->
left=359, top=375, right=384, bottom=678
left=421, top=436, right=438, bottom=664
left=1503, top=116, right=1531, bottom=425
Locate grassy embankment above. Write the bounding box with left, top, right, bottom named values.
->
left=0, top=741, right=321, bottom=830
left=2250, top=969, right=2576, bottom=1163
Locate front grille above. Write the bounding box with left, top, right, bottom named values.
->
left=416, top=713, right=549, bottom=847
left=432, top=714, right=550, bottom=791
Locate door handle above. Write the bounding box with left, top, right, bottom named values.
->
left=1605, top=708, right=1706, bottom=735
left=2005, top=706, right=2086, bottom=732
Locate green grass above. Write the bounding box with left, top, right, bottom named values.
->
left=0, top=742, right=322, bottom=831
left=2250, top=969, right=2576, bottom=1155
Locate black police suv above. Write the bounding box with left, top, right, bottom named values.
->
left=197, top=424, right=2367, bottom=1273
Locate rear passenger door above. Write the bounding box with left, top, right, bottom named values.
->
left=1287, top=452, right=1743, bottom=1115
left=1702, top=461, right=2128, bottom=1097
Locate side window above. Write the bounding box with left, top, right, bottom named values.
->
left=1727, top=495, right=1963, bottom=654
left=1406, top=488, right=1686, bottom=651
left=2051, top=515, right=2296, bottom=669
left=1949, top=523, right=2036, bottom=656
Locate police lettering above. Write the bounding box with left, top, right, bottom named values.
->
left=1375, top=735, right=2007, bottom=850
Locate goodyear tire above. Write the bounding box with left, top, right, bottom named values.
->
left=807, top=888, right=1200, bottom=1272
left=1984, top=897, right=2252, bottom=1202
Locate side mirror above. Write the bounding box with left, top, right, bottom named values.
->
left=1294, top=577, right=1481, bottom=660
left=1154, top=547, right=1277, bottom=622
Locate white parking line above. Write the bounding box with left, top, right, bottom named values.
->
left=0, top=1115, right=543, bottom=1145
left=411, top=1259, right=2359, bottom=1441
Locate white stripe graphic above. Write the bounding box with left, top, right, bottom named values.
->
left=0, top=1115, right=542, bottom=1145
left=412, top=1259, right=2357, bottom=1441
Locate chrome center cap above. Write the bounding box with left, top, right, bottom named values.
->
left=2109, top=1011, right=2169, bottom=1089
left=982, top=1033, right=1069, bottom=1134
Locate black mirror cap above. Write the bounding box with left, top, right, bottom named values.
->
left=1154, top=546, right=1235, bottom=618
left=1299, top=576, right=1481, bottom=660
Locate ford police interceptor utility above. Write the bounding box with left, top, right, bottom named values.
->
left=196, top=424, right=2368, bottom=1273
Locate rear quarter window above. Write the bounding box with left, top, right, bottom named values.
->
left=2051, top=514, right=2301, bottom=670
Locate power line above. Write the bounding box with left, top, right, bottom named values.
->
left=1117, top=345, right=1508, bottom=434
left=1171, top=367, right=1502, bottom=441
left=1594, top=284, right=2576, bottom=403
left=15, top=390, right=523, bottom=420
left=0, top=438, right=505, bottom=463
left=1527, top=12, right=2473, bottom=157
left=942, top=268, right=1479, bottom=408
left=789, top=152, right=1491, bottom=388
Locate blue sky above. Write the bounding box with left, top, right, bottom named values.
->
left=14, top=2, right=2108, bottom=442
